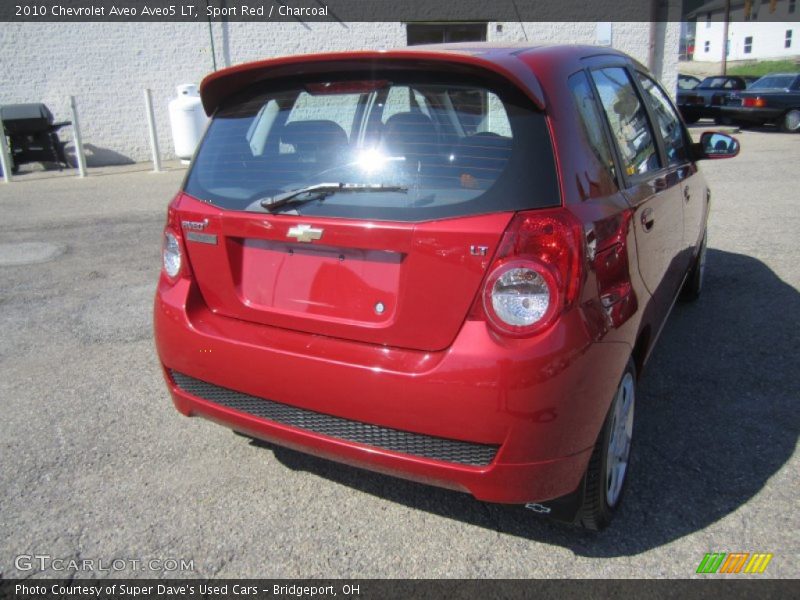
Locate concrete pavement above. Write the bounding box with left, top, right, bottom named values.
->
left=0, top=129, right=798, bottom=578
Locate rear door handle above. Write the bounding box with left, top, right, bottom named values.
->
left=641, top=208, right=655, bottom=231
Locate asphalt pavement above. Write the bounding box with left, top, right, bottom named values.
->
left=0, top=129, right=798, bottom=578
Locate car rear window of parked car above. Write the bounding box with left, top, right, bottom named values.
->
left=184, top=71, right=560, bottom=222
left=749, top=74, right=799, bottom=90
left=698, top=77, right=744, bottom=89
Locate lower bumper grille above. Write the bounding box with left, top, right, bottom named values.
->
left=170, top=371, right=499, bottom=467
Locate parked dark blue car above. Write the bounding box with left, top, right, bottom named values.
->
left=720, top=73, right=800, bottom=132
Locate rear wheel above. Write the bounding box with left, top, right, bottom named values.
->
left=577, top=359, right=636, bottom=531
left=780, top=109, right=800, bottom=133
left=681, top=229, right=707, bottom=302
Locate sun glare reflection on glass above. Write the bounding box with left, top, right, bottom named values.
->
left=357, top=148, right=387, bottom=174
left=356, top=148, right=404, bottom=174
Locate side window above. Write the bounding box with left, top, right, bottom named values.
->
left=381, top=86, right=412, bottom=123
left=441, top=89, right=511, bottom=137
left=246, top=100, right=280, bottom=156
left=476, top=92, right=512, bottom=137
left=287, top=91, right=359, bottom=134
left=568, top=71, right=617, bottom=188
left=412, top=90, right=433, bottom=119
left=382, top=87, right=433, bottom=117
left=591, top=67, right=661, bottom=177
left=447, top=89, right=487, bottom=136
left=636, top=73, right=689, bottom=166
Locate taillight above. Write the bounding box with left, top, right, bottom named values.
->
left=743, top=97, right=766, bottom=108
left=479, top=209, right=583, bottom=337
left=162, top=230, right=182, bottom=279
left=161, top=203, right=187, bottom=282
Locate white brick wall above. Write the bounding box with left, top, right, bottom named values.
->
left=0, top=21, right=678, bottom=166
left=488, top=22, right=680, bottom=94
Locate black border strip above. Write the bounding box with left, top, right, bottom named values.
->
left=3, top=0, right=800, bottom=23
left=1, top=579, right=797, bottom=599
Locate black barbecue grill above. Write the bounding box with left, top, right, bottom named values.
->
left=0, top=103, right=71, bottom=173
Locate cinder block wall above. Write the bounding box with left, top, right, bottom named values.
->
left=0, top=21, right=679, bottom=166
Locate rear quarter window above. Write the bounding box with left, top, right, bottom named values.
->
left=568, top=71, right=618, bottom=194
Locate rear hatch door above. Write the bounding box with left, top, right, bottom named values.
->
left=179, top=59, right=559, bottom=351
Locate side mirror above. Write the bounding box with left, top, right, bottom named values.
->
left=693, top=131, right=740, bottom=160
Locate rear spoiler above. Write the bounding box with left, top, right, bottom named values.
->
left=199, top=49, right=546, bottom=116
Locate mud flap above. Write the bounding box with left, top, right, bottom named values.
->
left=526, top=479, right=587, bottom=524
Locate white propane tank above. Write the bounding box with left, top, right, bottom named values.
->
left=168, top=84, right=207, bottom=162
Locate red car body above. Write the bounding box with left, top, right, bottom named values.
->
left=154, top=44, right=730, bottom=523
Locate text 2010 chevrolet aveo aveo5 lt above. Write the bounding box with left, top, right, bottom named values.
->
left=154, top=44, right=739, bottom=529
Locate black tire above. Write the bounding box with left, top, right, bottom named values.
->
left=577, top=358, right=637, bottom=531
left=714, top=115, right=733, bottom=126
left=780, top=109, right=800, bottom=133
left=681, top=229, right=707, bottom=302
left=683, top=115, right=700, bottom=125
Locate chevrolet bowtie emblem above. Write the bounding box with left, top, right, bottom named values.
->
left=287, top=224, right=323, bottom=243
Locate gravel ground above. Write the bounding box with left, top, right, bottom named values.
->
left=0, top=129, right=798, bottom=579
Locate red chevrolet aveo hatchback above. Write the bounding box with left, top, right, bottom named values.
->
left=154, top=44, right=738, bottom=529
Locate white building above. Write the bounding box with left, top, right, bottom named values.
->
left=689, top=0, right=800, bottom=61
left=0, top=21, right=680, bottom=166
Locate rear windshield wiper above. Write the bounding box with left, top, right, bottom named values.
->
left=260, top=182, right=407, bottom=211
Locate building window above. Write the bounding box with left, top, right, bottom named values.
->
left=704, top=40, right=710, bottom=52
left=744, top=36, right=753, bottom=54
left=787, top=30, right=794, bottom=49
left=406, top=23, right=487, bottom=45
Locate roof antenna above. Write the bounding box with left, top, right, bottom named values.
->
left=204, top=0, right=218, bottom=71
left=512, top=0, right=529, bottom=42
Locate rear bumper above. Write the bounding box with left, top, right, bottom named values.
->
left=678, top=104, right=720, bottom=119
left=719, top=106, right=784, bottom=123
left=154, top=277, right=630, bottom=503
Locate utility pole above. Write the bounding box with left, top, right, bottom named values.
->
left=721, top=0, right=731, bottom=75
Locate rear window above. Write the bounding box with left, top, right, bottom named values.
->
left=184, top=71, right=559, bottom=222
left=698, top=77, right=741, bottom=90
left=749, top=74, right=798, bottom=90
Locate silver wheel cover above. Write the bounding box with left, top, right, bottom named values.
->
left=786, top=110, right=800, bottom=132
left=606, top=372, right=635, bottom=508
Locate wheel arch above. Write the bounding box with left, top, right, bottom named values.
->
left=631, top=325, right=651, bottom=379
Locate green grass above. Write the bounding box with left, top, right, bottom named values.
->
left=728, top=59, right=800, bottom=77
